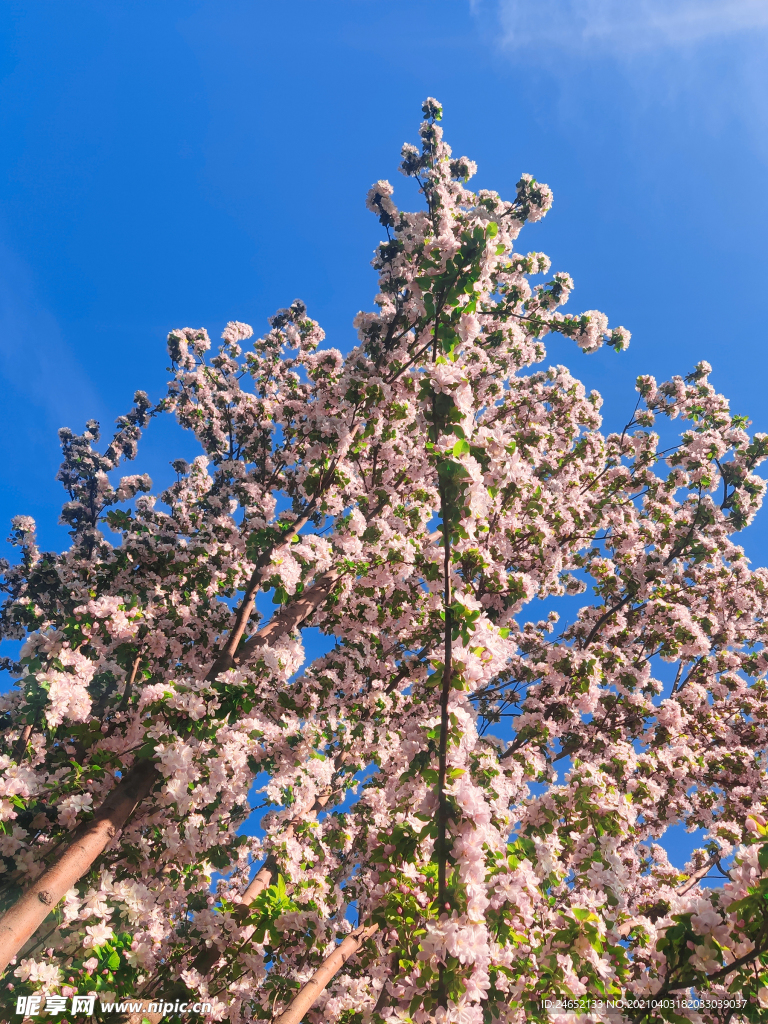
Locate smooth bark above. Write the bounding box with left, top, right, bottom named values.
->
left=0, top=759, right=159, bottom=973
left=272, top=923, right=378, bottom=1024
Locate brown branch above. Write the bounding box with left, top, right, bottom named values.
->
left=0, top=566, right=344, bottom=976
left=271, top=923, right=379, bottom=1024
left=206, top=393, right=374, bottom=684
left=385, top=644, right=432, bottom=695
left=642, top=937, right=768, bottom=1005
left=11, top=724, right=33, bottom=765
left=372, top=962, right=394, bottom=1017
left=142, top=772, right=347, bottom=997
left=500, top=731, right=533, bottom=761
left=582, top=592, right=634, bottom=649
left=235, top=569, right=341, bottom=667
left=205, top=511, right=318, bottom=681
left=676, top=855, right=721, bottom=896
left=0, top=758, right=159, bottom=974
left=118, top=655, right=142, bottom=713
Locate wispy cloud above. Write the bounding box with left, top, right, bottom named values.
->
left=0, top=239, right=101, bottom=431
left=470, top=0, right=768, bottom=166
left=487, top=0, right=768, bottom=53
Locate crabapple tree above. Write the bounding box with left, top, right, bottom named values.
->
left=2, top=99, right=768, bottom=1024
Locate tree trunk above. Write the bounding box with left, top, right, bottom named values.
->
left=272, top=924, right=378, bottom=1024
left=0, top=759, right=159, bottom=974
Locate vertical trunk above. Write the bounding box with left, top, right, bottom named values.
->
left=436, top=493, right=452, bottom=908
left=435, top=478, right=453, bottom=1010
left=0, top=760, right=159, bottom=974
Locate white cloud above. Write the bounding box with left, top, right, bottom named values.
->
left=489, top=0, right=768, bottom=53
left=469, top=0, right=768, bottom=166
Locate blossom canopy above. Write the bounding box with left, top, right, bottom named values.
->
left=1, top=99, right=768, bottom=1024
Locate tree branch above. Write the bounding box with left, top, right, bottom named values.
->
left=271, top=923, right=378, bottom=1024
left=0, top=759, right=159, bottom=973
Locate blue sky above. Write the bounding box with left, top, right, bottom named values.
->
left=2, top=1, right=768, bottom=554
left=1, top=0, right=767, bottom=867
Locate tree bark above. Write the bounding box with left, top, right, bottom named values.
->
left=272, top=924, right=378, bottom=1024
left=11, top=724, right=33, bottom=764
left=235, top=570, right=340, bottom=665
left=0, top=759, right=159, bottom=974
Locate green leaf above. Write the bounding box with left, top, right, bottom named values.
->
left=437, top=460, right=470, bottom=480
left=105, top=509, right=133, bottom=531
left=107, top=951, right=120, bottom=971
left=571, top=908, right=598, bottom=923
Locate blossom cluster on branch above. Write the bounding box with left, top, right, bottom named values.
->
left=1, top=99, right=768, bottom=1024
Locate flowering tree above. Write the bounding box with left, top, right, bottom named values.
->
left=2, top=98, right=768, bottom=1024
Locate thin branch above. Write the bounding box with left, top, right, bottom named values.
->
left=118, top=655, right=142, bottom=713
left=582, top=592, right=634, bottom=649
left=676, top=855, right=721, bottom=896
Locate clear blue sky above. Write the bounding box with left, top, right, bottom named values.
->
left=1, top=0, right=767, bottom=863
